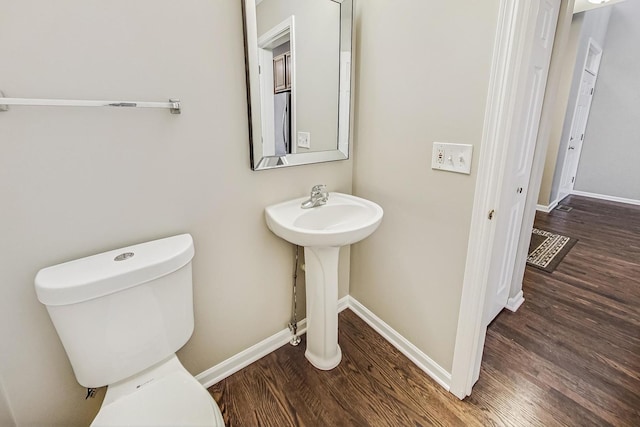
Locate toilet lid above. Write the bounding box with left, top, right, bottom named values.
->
left=91, top=371, right=224, bottom=427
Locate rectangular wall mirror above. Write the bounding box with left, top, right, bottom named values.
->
left=242, top=0, right=353, bottom=170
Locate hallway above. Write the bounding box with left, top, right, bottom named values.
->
left=475, top=195, right=640, bottom=425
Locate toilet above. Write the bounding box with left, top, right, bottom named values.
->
left=35, top=234, right=225, bottom=426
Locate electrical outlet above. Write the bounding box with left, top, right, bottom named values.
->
left=435, top=147, right=445, bottom=165
left=297, top=132, right=311, bottom=149
left=432, top=142, right=473, bottom=174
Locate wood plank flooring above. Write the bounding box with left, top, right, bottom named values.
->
left=209, top=195, right=640, bottom=426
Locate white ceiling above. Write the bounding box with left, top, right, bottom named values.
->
left=574, top=0, right=628, bottom=14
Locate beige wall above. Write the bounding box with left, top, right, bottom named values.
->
left=257, top=0, right=341, bottom=152
left=0, top=380, right=15, bottom=427
left=350, top=0, right=500, bottom=372
left=0, top=1, right=352, bottom=425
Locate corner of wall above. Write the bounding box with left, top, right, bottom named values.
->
left=0, top=379, right=16, bottom=427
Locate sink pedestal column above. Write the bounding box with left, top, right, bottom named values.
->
left=303, top=246, right=342, bottom=370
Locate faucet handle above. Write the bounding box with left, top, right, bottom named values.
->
left=311, top=184, right=327, bottom=194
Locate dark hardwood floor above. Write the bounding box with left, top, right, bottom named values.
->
left=209, top=195, right=640, bottom=426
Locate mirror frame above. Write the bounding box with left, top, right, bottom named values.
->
left=242, top=0, right=354, bottom=170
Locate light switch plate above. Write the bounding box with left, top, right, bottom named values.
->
left=297, top=132, right=311, bottom=149
left=432, top=142, right=473, bottom=174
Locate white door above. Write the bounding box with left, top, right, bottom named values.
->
left=484, top=0, right=560, bottom=325
left=558, top=40, right=602, bottom=200
left=558, top=72, right=596, bottom=198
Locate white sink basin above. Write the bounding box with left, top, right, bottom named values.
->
left=265, top=193, right=383, bottom=248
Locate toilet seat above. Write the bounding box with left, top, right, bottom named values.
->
left=91, top=370, right=224, bottom=427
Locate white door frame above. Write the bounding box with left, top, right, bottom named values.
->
left=449, top=0, right=560, bottom=399
left=557, top=38, right=602, bottom=200
left=257, top=16, right=297, bottom=156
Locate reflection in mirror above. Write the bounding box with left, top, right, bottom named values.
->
left=242, top=0, right=353, bottom=170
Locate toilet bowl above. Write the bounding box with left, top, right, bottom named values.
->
left=92, top=355, right=224, bottom=427
left=35, top=234, right=224, bottom=426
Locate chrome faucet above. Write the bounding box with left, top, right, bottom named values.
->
left=301, top=184, right=329, bottom=209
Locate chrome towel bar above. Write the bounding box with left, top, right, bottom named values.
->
left=0, top=91, right=181, bottom=114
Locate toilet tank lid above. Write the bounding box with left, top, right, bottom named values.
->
left=35, top=234, right=194, bottom=306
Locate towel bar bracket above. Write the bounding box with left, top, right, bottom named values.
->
left=169, top=99, right=181, bottom=114
left=0, top=91, right=7, bottom=112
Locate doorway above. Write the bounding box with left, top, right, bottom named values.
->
left=257, top=16, right=297, bottom=156
left=557, top=38, right=602, bottom=201
left=451, top=0, right=563, bottom=398
left=452, top=0, right=628, bottom=400
left=483, top=0, right=560, bottom=327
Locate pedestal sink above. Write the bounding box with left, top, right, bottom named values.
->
left=265, top=192, right=383, bottom=370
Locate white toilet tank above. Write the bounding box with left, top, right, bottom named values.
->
left=35, top=234, right=195, bottom=388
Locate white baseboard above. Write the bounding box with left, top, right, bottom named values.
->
left=197, top=295, right=450, bottom=391
left=536, top=200, right=558, bottom=213
left=196, top=295, right=350, bottom=389
left=571, top=190, right=640, bottom=206
left=347, top=297, right=451, bottom=390
left=195, top=319, right=307, bottom=388
left=505, top=290, right=525, bottom=312
left=337, top=295, right=350, bottom=313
